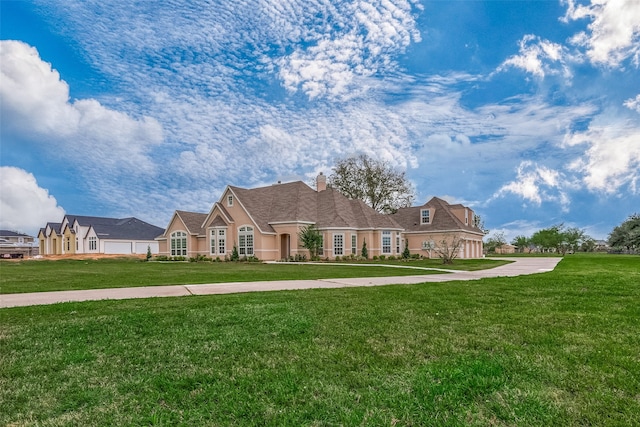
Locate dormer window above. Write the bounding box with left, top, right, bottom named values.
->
left=421, top=209, right=430, bottom=224
left=227, top=195, right=233, bottom=207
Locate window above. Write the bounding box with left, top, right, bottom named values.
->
left=333, top=234, right=344, bottom=256
left=76, top=238, right=79, bottom=251
left=382, top=231, right=392, bottom=254
left=421, top=209, right=430, bottom=224
left=238, top=226, right=254, bottom=256
left=465, top=209, right=469, bottom=225
left=396, top=234, right=401, bottom=254
left=351, top=234, right=357, bottom=255
left=218, top=229, right=226, bottom=255
left=227, top=195, right=233, bottom=207
left=66, top=237, right=71, bottom=251
left=89, top=236, right=97, bottom=251
left=210, top=229, right=226, bottom=255
left=170, top=231, right=187, bottom=256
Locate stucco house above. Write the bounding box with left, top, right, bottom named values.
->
left=158, top=175, right=484, bottom=260
left=38, top=215, right=164, bottom=256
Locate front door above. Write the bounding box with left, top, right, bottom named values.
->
left=280, top=234, right=290, bottom=260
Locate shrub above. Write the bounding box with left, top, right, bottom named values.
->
left=335, top=256, right=341, bottom=262
left=154, top=255, right=169, bottom=261
left=373, top=255, right=379, bottom=261
left=379, top=255, right=386, bottom=261
left=231, top=246, right=239, bottom=262
left=388, top=255, right=396, bottom=261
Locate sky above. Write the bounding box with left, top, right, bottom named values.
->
left=1, top=0, right=639, bottom=242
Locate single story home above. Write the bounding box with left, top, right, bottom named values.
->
left=158, top=174, right=485, bottom=260
left=38, top=215, right=164, bottom=256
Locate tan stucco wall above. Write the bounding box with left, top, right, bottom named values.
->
left=404, top=231, right=484, bottom=259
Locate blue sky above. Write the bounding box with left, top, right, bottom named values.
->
left=1, top=0, right=639, bottom=241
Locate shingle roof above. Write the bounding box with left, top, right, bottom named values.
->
left=89, top=217, right=165, bottom=240
left=175, top=211, right=208, bottom=235
left=392, top=197, right=482, bottom=234
left=228, top=181, right=401, bottom=232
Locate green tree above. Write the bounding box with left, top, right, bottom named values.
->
left=511, top=235, right=530, bottom=253
left=146, top=245, right=152, bottom=261
left=328, top=154, right=415, bottom=213
left=298, top=224, right=323, bottom=260
left=402, top=239, right=410, bottom=259
left=531, top=225, right=564, bottom=253
left=608, top=213, right=640, bottom=251
left=361, top=239, right=368, bottom=259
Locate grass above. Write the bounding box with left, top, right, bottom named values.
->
left=0, top=257, right=508, bottom=294
left=1, top=253, right=639, bottom=426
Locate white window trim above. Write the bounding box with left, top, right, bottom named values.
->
left=238, top=226, right=254, bottom=256
left=227, top=195, right=234, bottom=207
left=170, top=231, right=188, bottom=256
left=382, top=231, right=392, bottom=255
left=351, top=234, right=357, bottom=255
left=333, top=233, right=344, bottom=256
left=421, top=209, right=430, bottom=224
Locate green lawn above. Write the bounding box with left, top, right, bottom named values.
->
left=1, top=254, right=639, bottom=426
left=0, top=257, right=508, bottom=294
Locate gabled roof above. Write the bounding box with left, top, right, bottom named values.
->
left=45, top=222, right=62, bottom=236
left=175, top=211, right=208, bottom=235
left=87, top=217, right=165, bottom=240
left=392, top=197, right=483, bottom=234
left=227, top=181, right=402, bottom=232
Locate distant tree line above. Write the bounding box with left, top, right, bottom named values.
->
left=484, top=214, right=639, bottom=255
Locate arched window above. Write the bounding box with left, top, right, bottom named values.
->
left=170, top=231, right=187, bottom=256
left=238, top=226, right=254, bottom=256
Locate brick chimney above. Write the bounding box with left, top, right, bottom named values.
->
left=317, top=172, right=327, bottom=192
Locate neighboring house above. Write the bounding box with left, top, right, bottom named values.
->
left=38, top=215, right=164, bottom=256
left=494, top=244, right=516, bottom=254
left=0, top=230, right=37, bottom=258
left=391, top=197, right=485, bottom=259
left=158, top=175, right=485, bottom=260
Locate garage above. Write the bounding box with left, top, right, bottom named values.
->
left=104, top=241, right=132, bottom=254
left=135, top=242, right=159, bottom=254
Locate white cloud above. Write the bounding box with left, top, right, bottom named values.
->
left=0, top=167, right=65, bottom=236
left=0, top=40, right=163, bottom=175
left=498, top=34, right=573, bottom=78
left=624, top=94, right=640, bottom=113
left=562, top=0, right=640, bottom=67
left=277, top=0, right=421, bottom=99
left=491, top=161, right=570, bottom=211
left=564, top=122, right=640, bottom=193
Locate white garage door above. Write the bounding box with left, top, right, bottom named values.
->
left=135, top=242, right=159, bottom=254
left=104, top=242, right=132, bottom=254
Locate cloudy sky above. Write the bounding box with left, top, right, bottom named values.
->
left=1, top=0, right=639, bottom=241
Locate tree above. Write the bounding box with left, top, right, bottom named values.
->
left=328, top=154, right=415, bottom=213
left=511, top=235, right=531, bottom=253
left=473, top=214, right=489, bottom=235
left=298, top=224, right=323, bottom=260
left=608, top=213, right=640, bottom=252
left=433, top=235, right=463, bottom=264
left=530, top=225, right=564, bottom=253
left=361, top=239, right=368, bottom=259
left=484, top=232, right=506, bottom=254
left=402, top=239, right=410, bottom=259
left=146, top=245, right=152, bottom=261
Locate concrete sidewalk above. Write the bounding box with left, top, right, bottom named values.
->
left=0, top=257, right=562, bottom=308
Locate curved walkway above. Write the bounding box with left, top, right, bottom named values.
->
left=0, top=257, right=562, bottom=308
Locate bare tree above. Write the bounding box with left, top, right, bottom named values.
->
left=433, top=234, right=464, bottom=264
left=328, top=154, right=415, bottom=213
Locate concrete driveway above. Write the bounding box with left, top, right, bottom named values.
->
left=1, top=257, right=562, bottom=308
